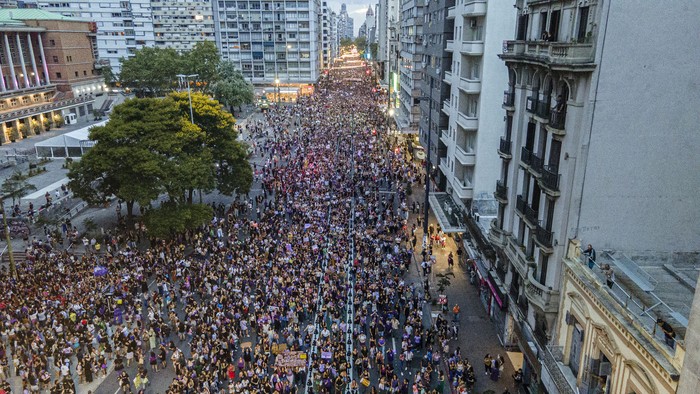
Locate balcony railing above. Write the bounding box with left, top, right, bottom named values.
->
left=498, top=138, right=511, bottom=156
left=530, top=152, right=544, bottom=174
left=541, top=165, right=560, bottom=192
left=495, top=180, right=507, bottom=201
left=503, top=90, right=514, bottom=107
left=516, top=195, right=526, bottom=216
left=536, top=100, right=551, bottom=120
left=550, top=108, right=567, bottom=130
left=500, top=40, right=595, bottom=67
left=524, top=204, right=538, bottom=226
left=526, top=96, right=538, bottom=114
left=525, top=268, right=559, bottom=313
left=521, top=146, right=532, bottom=166
left=541, top=345, right=577, bottom=394
left=535, top=224, right=553, bottom=249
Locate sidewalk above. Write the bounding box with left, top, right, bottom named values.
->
left=406, top=170, right=517, bottom=394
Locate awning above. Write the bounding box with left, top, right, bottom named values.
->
left=428, top=192, right=467, bottom=233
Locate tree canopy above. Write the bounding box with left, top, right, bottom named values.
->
left=68, top=93, right=252, bottom=222
left=212, top=60, right=255, bottom=112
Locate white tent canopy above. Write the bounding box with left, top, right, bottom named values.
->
left=35, top=121, right=107, bottom=158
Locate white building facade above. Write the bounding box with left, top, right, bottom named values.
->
left=213, top=0, right=323, bottom=85
left=151, top=0, right=215, bottom=51
left=487, top=0, right=700, bottom=392
left=395, top=0, right=422, bottom=134
left=27, top=0, right=155, bottom=74
left=442, top=0, right=515, bottom=211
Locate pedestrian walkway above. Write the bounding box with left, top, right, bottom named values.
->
left=405, top=173, right=519, bottom=393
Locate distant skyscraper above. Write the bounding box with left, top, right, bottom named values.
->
left=338, top=3, right=354, bottom=40
left=364, top=4, right=375, bottom=45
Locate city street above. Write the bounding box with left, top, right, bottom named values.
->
left=0, top=54, right=514, bottom=394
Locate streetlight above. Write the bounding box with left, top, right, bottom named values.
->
left=176, top=74, right=198, bottom=124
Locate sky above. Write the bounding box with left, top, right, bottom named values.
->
left=328, top=0, right=371, bottom=37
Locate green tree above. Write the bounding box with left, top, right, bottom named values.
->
left=370, top=43, right=378, bottom=61
left=102, top=66, right=117, bottom=87
left=119, top=47, right=182, bottom=97
left=169, top=91, right=253, bottom=198
left=67, top=97, right=189, bottom=218
left=182, top=41, right=221, bottom=93
left=354, top=36, right=368, bottom=52
left=143, top=202, right=212, bottom=238
left=340, top=37, right=354, bottom=48
left=212, top=61, right=255, bottom=113
left=1, top=177, right=36, bottom=206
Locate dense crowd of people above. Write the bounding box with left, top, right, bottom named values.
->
left=0, top=56, right=499, bottom=394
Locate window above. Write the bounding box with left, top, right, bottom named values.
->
left=56, top=72, right=62, bottom=79
left=75, top=71, right=79, bottom=77
left=66, top=55, right=72, bottom=62
left=83, top=70, right=87, bottom=76
left=49, top=39, right=56, bottom=46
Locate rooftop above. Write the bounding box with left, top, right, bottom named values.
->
left=576, top=247, right=698, bottom=347
left=0, top=9, right=85, bottom=23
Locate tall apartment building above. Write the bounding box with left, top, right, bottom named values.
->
left=337, top=3, right=353, bottom=40
left=24, top=0, right=155, bottom=74
left=364, top=5, right=375, bottom=45
left=418, top=0, right=452, bottom=175
left=376, top=0, right=398, bottom=86
left=213, top=0, right=323, bottom=87
left=320, top=1, right=331, bottom=68
left=328, top=9, right=338, bottom=60
left=151, top=0, right=215, bottom=51
left=394, top=0, right=422, bottom=134
left=439, top=1, right=514, bottom=215
left=487, top=1, right=700, bottom=393
left=0, top=9, right=104, bottom=143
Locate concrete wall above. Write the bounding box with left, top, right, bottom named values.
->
left=577, top=0, right=700, bottom=252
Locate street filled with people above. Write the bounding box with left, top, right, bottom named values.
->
left=0, top=55, right=503, bottom=394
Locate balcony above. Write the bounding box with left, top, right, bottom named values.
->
left=455, top=145, right=475, bottom=165
left=497, top=137, right=511, bottom=160
left=443, top=71, right=453, bottom=84
left=530, top=151, right=544, bottom=176
left=524, top=203, right=538, bottom=228
left=442, top=99, right=452, bottom=115
left=439, top=158, right=451, bottom=177
left=488, top=219, right=507, bottom=248
left=446, top=40, right=455, bottom=52
left=500, top=40, right=596, bottom=70
left=502, top=90, right=514, bottom=110
left=534, top=224, right=554, bottom=252
left=494, top=180, right=508, bottom=203
left=520, top=146, right=532, bottom=167
left=460, top=41, right=484, bottom=56
left=548, top=108, right=567, bottom=134
left=456, top=112, right=478, bottom=130
left=462, top=0, right=487, bottom=16
left=525, top=269, right=559, bottom=313
left=535, top=100, right=551, bottom=123
left=453, top=177, right=473, bottom=199
left=447, top=6, right=456, bottom=19
left=526, top=96, right=538, bottom=115
left=539, top=165, right=561, bottom=196
left=440, top=133, right=451, bottom=147
left=458, top=77, right=481, bottom=93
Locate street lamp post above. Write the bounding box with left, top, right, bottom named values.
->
left=176, top=73, right=199, bottom=124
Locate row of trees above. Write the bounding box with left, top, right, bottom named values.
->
left=107, top=42, right=255, bottom=113
left=67, top=92, right=253, bottom=237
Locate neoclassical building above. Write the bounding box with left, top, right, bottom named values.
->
left=0, top=9, right=104, bottom=143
